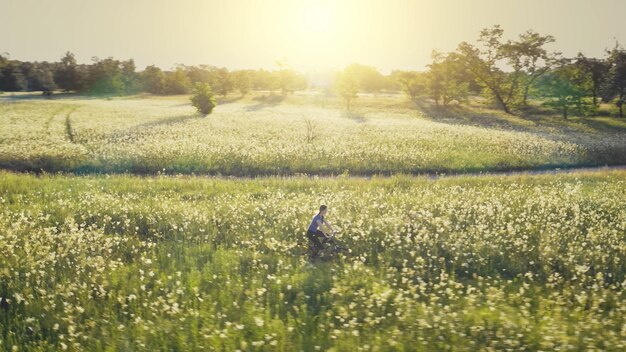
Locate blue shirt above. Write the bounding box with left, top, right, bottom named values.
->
left=308, top=213, right=324, bottom=232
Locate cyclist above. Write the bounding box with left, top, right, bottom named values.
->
left=306, top=204, right=336, bottom=257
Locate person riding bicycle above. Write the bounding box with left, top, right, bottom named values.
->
left=306, top=204, right=336, bottom=256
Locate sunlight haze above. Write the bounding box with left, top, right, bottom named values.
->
left=3, top=0, right=626, bottom=72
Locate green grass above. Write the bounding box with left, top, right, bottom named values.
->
left=2, top=92, right=626, bottom=350
left=1, top=93, right=625, bottom=176
left=1, top=170, right=625, bottom=351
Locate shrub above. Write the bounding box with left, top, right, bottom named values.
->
left=190, top=82, right=217, bottom=115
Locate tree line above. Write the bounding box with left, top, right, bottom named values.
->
left=336, top=25, right=626, bottom=118
left=0, top=52, right=307, bottom=97
left=4, top=25, right=626, bottom=118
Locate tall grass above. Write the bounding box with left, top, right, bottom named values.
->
left=1, top=170, right=625, bottom=351
left=2, top=96, right=625, bottom=176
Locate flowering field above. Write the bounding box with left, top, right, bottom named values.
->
left=1, top=170, right=625, bottom=351
left=1, top=94, right=625, bottom=175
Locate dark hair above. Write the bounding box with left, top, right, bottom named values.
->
left=319, top=205, right=327, bottom=212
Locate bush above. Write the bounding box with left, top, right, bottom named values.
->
left=190, top=82, right=217, bottom=115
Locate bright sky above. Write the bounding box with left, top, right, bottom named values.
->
left=2, top=0, right=626, bottom=73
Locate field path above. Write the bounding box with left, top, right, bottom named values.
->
left=64, top=107, right=78, bottom=143
left=168, top=164, right=626, bottom=180
left=423, top=164, right=626, bottom=180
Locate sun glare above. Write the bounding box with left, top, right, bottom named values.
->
left=303, top=3, right=332, bottom=33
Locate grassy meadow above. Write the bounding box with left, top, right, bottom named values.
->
left=6, top=1, right=626, bottom=351
left=1, top=170, right=626, bottom=351
left=1, top=93, right=626, bottom=351
left=2, top=93, right=626, bottom=176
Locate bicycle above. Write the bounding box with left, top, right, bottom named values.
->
left=305, top=231, right=350, bottom=261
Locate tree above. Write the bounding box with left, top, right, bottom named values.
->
left=162, top=67, right=190, bottom=94
left=86, top=57, right=125, bottom=95
left=38, top=67, right=57, bottom=95
left=454, top=26, right=515, bottom=113
left=55, top=51, right=83, bottom=92
left=184, top=64, right=213, bottom=85
left=232, top=70, right=252, bottom=96
left=190, top=82, right=217, bottom=115
left=120, top=59, right=138, bottom=94
left=538, top=60, right=591, bottom=119
left=252, top=69, right=278, bottom=92
left=392, top=71, right=426, bottom=102
left=276, top=69, right=301, bottom=95
left=140, top=65, right=166, bottom=94
left=454, top=25, right=557, bottom=114
left=502, top=30, right=558, bottom=106
left=344, top=63, right=386, bottom=94
left=427, top=51, right=469, bottom=106
left=575, top=53, right=610, bottom=107
left=22, top=62, right=57, bottom=94
left=336, top=71, right=359, bottom=111
left=213, top=68, right=233, bottom=97
left=601, top=45, right=626, bottom=117
left=0, top=53, right=27, bottom=92
left=275, top=61, right=307, bottom=95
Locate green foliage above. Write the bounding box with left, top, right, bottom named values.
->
left=427, top=51, right=469, bottom=106
left=275, top=61, right=307, bottom=95
left=601, top=45, right=626, bottom=117
left=335, top=71, right=359, bottom=111
left=141, top=65, right=166, bottom=94
left=539, top=61, right=594, bottom=118
left=252, top=69, right=279, bottom=91
left=190, top=82, right=217, bottom=115
left=21, top=62, right=57, bottom=93
left=162, top=67, right=191, bottom=95
left=276, top=69, right=305, bottom=95
left=453, top=25, right=557, bottom=114
left=0, top=53, right=27, bottom=92
left=343, top=63, right=388, bottom=94
left=502, top=30, right=558, bottom=105
left=232, top=70, right=253, bottom=96
left=54, top=51, right=83, bottom=92
left=85, top=57, right=135, bottom=96
left=120, top=59, right=139, bottom=94
left=212, top=67, right=233, bottom=97
left=575, top=53, right=610, bottom=106
left=392, top=70, right=426, bottom=101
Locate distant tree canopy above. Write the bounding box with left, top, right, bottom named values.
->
left=342, top=64, right=388, bottom=94
left=0, top=53, right=27, bottom=92
left=404, top=25, right=624, bottom=118
left=232, top=70, right=253, bottom=96
left=0, top=52, right=308, bottom=98
left=576, top=53, right=610, bottom=106
left=162, top=67, right=190, bottom=95
left=335, top=70, right=359, bottom=111
left=426, top=51, right=469, bottom=106
left=55, top=51, right=83, bottom=92
left=601, top=45, right=626, bottom=117
left=390, top=70, right=426, bottom=102
left=3, top=30, right=626, bottom=119
left=83, top=57, right=132, bottom=95
left=538, top=59, right=592, bottom=119
left=140, top=65, right=166, bottom=94
left=21, top=61, right=57, bottom=93
left=449, top=26, right=558, bottom=114
left=332, top=63, right=401, bottom=110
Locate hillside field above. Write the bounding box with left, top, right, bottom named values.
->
left=1, top=93, right=626, bottom=176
